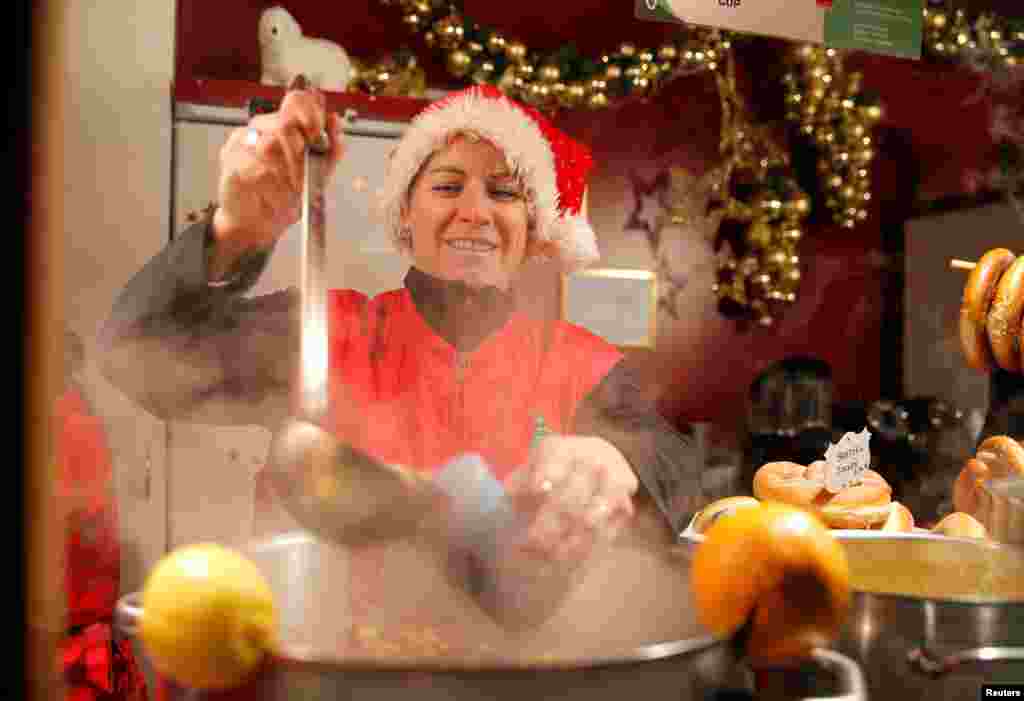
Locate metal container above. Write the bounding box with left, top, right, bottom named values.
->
left=116, top=528, right=866, bottom=701
left=833, top=534, right=1024, bottom=699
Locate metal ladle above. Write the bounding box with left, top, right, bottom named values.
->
left=263, top=76, right=437, bottom=546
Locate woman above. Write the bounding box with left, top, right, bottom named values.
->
left=100, top=84, right=698, bottom=629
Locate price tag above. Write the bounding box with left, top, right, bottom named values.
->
left=823, top=428, right=872, bottom=493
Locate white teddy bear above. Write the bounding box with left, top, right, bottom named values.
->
left=259, top=6, right=353, bottom=92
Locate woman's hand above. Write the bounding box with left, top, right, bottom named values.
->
left=210, top=88, right=347, bottom=277
left=505, top=434, right=639, bottom=563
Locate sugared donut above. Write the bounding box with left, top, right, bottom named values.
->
left=753, top=461, right=824, bottom=507
left=986, top=255, right=1024, bottom=374
left=931, top=512, right=988, bottom=539
left=975, top=435, right=1024, bottom=482
left=952, top=458, right=990, bottom=517
left=960, top=248, right=1016, bottom=373
left=691, top=496, right=760, bottom=534
left=752, top=461, right=892, bottom=529
left=879, top=501, right=915, bottom=532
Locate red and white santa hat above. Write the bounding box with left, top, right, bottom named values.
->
left=379, top=85, right=599, bottom=272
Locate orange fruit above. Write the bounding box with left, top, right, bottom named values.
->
left=690, top=501, right=851, bottom=667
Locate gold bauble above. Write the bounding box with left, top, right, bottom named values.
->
left=434, top=16, right=465, bottom=49
left=472, top=61, right=496, bottom=84
left=631, top=76, right=651, bottom=95
left=487, top=33, right=507, bottom=54
left=659, top=44, right=678, bottom=61
left=781, top=226, right=803, bottom=244
left=412, top=0, right=431, bottom=14
left=828, top=174, right=843, bottom=190
left=620, top=43, right=637, bottom=57
left=854, top=147, right=875, bottom=164
left=606, top=64, right=623, bottom=80
left=539, top=64, right=561, bottom=83
left=639, top=50, right=655, bottom=63
left=859, top=103, right=883, bottom=124
left=507, top=41, right=528, bottom=62
left=930, top=12, right=947, bottom=29
left=764, top=247, right=789, bottom=269
left=402, top=13, right=423, bottom=31
left=563, top=82, right=587, bottom=107
left=447, top=49, right=473, bottom=77
left=747, top=220, right=775, bottom=249
left=526, top=82, right=550, bottom=106
left=783, top=194, right=811, bottom=218
left=588, top=92, right=609, bottom=109
left=846, top=71, right=864, bottom=95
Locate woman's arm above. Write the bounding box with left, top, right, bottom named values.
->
left=574, top=358, right=704, bottom=537
left=98, top=218, right=298, bottom=427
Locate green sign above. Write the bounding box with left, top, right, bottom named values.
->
left=636, top=0, right=923, bottom=60
left=824, top=0, right=923, bottom=59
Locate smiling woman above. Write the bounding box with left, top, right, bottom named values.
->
left=100, top=83, right=702, bottom=652
left=401, top=136, right=533, bottom=291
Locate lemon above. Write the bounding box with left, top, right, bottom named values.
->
left=140, top=543, right=278, bottom=690
left=690, top=501, right=851, bottom=667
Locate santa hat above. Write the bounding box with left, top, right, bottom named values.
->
left=379, top=85, right=599, bottom=272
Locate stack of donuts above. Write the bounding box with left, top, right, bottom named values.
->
left=953, top=434, right=1024, bottom=533
left=690, top=460, right=991, bottom=539
left=959, top=248, right=1024, bottom=374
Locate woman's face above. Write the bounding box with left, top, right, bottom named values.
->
left=402, top=135, right=532, bottom=290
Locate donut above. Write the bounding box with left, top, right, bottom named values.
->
left=879, top=501, right=915, bottom=532
left=752, top=461, right=892, bottom=529
left=975, top=435, right=1024, bottom=482
left=691, top=496, right=760, bottom=534
left=960, top=248, right=1016, bottom=373
left=931, top=512, right=988, bottom=539
left=952, top=458, right=990, bottom=517
left=986, top=255, right=1024, bottom=373
left=753, top=461, right=824, bottom=507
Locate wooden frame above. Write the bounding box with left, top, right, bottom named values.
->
left=560, top=268, right=658, bottom=350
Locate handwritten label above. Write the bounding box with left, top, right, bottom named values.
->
left=823, top=428, right=872, bottom=493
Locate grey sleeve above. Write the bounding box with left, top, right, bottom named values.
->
left=98, top=219, right=298, bottom=427
left=574, top=359, right=706, bottom=538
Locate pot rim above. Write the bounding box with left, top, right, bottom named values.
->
left=115, top=591, right=723, bottom=671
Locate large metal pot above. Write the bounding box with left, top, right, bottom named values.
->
left=116, top=516, right=866, bottom=701
left=833, top=534, right=1024, bottom=699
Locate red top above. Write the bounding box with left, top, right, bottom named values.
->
left=323, top=287, right=622, bottom=481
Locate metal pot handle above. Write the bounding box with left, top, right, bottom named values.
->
left=908, top=645, right=1024, bottom=677
left=805, top=649, right=868, bottom=701
left=115, top=592, right=143, bottom=639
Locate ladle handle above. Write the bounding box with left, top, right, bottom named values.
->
left=299, top=119, right=330, bottom=421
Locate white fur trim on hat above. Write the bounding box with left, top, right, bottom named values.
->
left=378, top=89, right=597, bottom=272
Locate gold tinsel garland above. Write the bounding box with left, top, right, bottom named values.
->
left=783, top=45, right=883, bottom=229
left=921, top=4, right=1024, bottom=70
left=378, top=0, right=732, bottom=111
left=710, top=54, right=811, bottom=328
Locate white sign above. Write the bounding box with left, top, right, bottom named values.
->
left=823, top=428, right=872, bottom=493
